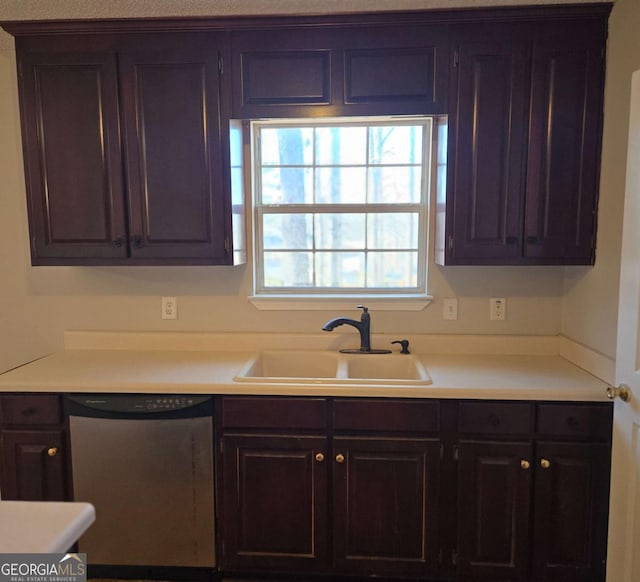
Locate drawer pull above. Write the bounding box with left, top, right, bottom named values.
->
left=336, top=453, right=345, bottom=464
left=487, top=413, right=501, bottom=427
left=47, top=447, right=58, bottom=457
left=520, top=459, right=530, bottom=470
left=22, top=407, right=37, bottom=417
left=566, top=416, right=580, bottom=430
left=315, top=452, right=325, bottom=463
left=540, top=458, right=551, bottom=469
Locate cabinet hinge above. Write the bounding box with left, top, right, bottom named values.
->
left=218, top=53, right=224, bottom=75
left=453, top=50, right=460, bottom=68
left=440, top=443, right=444, bottom=460
left=448, top=235, right=454, bottom=251
left=452, top=549, right=458, bottom=566
left=31, top=235, right=36, bottom=252
left=453, top=445, right=459, bottom=462
left=224, top=237, right=230, bottom=253
left=219, top=439, right=224, bottom=454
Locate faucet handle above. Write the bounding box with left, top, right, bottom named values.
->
left=356, top=305, right=369, bottom=313
left=391, top=339, right=410, bottom=354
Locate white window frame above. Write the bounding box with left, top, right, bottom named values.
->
left=249, top=117, right=434, bottom=311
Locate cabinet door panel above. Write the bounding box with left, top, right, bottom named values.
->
left=525, top=20, right=605, bottom=263
left=457, top=440, right=531, bottom=580
left=532, top=442, right=610, bottom=581
left=18, top=51, right=127, bottom=263
left=120, top=38, right=227, bottom=261
left=333, top=437, right=440, bottom=577
left=221, top=435, right=328, bottom=572
left=446, top=26, right=529, bottom=264
left=0, top=429, right=67, bottom=501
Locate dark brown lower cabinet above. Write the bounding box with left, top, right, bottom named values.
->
left=531, top=442, right=610, bottom=582
left=0, top=430, right=67, bottom=501
left=458, top=440, right=610, bottom=581
left=457, top=440, right=532, bottom=580
left=332, top=437, right=441, bottom=577
left=221, top=434, right=328, bottom=573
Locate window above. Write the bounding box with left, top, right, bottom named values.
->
left=252, top=117, right=432, bottom=300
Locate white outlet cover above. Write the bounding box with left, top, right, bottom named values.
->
left=490, top=297, right=506, bottom=321
left=162, top=297, right=178, bottom=320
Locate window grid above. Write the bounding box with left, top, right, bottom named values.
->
left=253, top=118, right=431, bottom=295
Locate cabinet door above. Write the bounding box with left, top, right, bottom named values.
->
left=531, top=442, right=610, bottom=581
left=0, top=429, right=68, bottom=501
left=332, top=437, right=441, bottom=578
left=119, top=35, right=228, bottom=263
left=457, top=440, right=531, bottom=580
left=220, top=435, right=328, bottom=572
left=18, top=51, right=127, bottom=264
left=525, top=20, right=606, bottom=264
left=444, top=25, right=530, bottom=264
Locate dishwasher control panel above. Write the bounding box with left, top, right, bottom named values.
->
left=65, top=394, right=212, bottom=414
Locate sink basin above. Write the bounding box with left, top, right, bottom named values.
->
left=234, top=351, right=340, bottom=383
left=234, top=350, right=431, bottom=385
left=343, top=354, right=431, bottom=385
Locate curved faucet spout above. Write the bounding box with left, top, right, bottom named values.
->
left=322, top=308, right=371, bottom=352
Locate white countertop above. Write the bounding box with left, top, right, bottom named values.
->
left=0, top=346, right=610, bottom=401
left=0, top=501, right=95, bottom=552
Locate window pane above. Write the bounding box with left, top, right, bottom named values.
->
left=261, top=167, right=313, bottom=204
left=367, top=252, right=418, bottom=288
left=263, top=214, right=313, bottom=249
left=315, top=126, right=367, bottom=165
left=316, top=252, right=365, bottom=287
left=368, top=166, right=422, bottom=203
left=261, top=127, right=313, bottom=166
left=369, top=126, right=423, bottom=164
left=264, top=252, right=313, bottom=287
left=315, top=168, right=367, bottom=204
left=367, top=213, right=419, bottom=249
left=315, top=214, right=365, bottom=249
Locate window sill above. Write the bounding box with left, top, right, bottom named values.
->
left=248, top=295, right=433, bottom=311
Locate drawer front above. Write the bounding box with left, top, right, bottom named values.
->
left=1, top=394, right=62, bottom=427
left=333, top=399, right=439, bottom=432
left=222, top=397, right=327, bottom=430
left=536, top=403, right=613, bottom=440
left=459, top=402, right=532, bottom=435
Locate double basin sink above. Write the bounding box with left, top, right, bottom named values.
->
left=234, top=350, right=432, bottom=386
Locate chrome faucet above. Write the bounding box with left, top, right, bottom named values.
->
left=322, top=305, right=391, bottom=354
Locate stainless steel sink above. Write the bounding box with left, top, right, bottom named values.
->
left=234, top=350, right=432, bottom=385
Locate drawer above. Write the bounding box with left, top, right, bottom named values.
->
left=536, top=403, right=613, bottom=440
left=333, top=399, right=439, bottom=432
left=222, top=397, right=326, bottom=430
left=458, top=402, right=532, bottom=435
left=1, top=394, right=62, bottom=426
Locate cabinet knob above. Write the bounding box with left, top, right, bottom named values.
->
left=540, top=458, right=551, bottom=469
left=315, top=452, right=325, bottom=463
left=607, top=384, right=632, bottom=402
left=131, top=235, right=144, bottom=249
left=520, top=459, right=530, bottom=470
left=113, top=237, right=125, bottom=248
left=336, top=453, right=345, bottom=464
left=47, top=447, right=58, bottom=457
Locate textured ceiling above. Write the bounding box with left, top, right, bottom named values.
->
left=0, top=0, right=613, bottom=51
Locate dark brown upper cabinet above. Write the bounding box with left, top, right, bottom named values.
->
left=231, top=24, right=449, bottom=119
left=525, top=21, right=606, bottom=264
left=439, top=15, right=608, bottom=266
left=16, top=33, right=244, bottom=266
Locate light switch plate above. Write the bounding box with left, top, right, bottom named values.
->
left=443, top=298, right=458, bottom=320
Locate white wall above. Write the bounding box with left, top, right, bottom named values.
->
left=1, top=0, right=609, bottom=373
left=561, top=0, right=640, bottom=360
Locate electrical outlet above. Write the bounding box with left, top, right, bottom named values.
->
left=162, top=297, right=178, bottom=320
left=443, top=298, right=458, bottom=320
left=490, top=297, right=506, bottom=321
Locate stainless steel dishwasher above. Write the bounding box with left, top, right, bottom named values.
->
left=65, top=394, right=215, bottom=568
